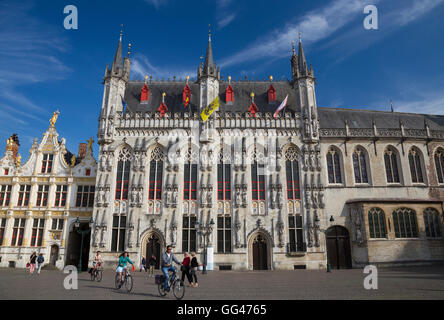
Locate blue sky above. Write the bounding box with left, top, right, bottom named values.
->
left=1, top=0, right=444, bottom=160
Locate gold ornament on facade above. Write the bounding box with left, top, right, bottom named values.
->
left=70, top=155, right=76, bottom=167
left=50, top=110, right=60, bottom=127
left=6, top=137, right=14, bottom=151
left=16, top=154, right=21, bottom=167
left=87, top=137, right=94, bottom=153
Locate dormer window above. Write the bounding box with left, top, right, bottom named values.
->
left=268, top=85, right=276, bottom=104
left=85, top=168, right=91, bottom=176
left=140, top=84, right=149, bottom=104
left=4, top=169, right=9, bottom=176
left=183, top=85, right=191, bottom=106
left=226, top=85, right=234, bottom=105
left=41, top=154, right=53, bottom=174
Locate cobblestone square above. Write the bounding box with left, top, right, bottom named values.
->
left=0, top=265, right=443, bottom=300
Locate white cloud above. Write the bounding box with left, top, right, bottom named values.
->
left=132, top=54, right=194, bottom=80
left=220, top=0, right=379, bottom=67
left=218, top=13, right=237, bottom=29
left=394, top=95, right=444, bottom=115
left=144, top=0, right=168, bottom=10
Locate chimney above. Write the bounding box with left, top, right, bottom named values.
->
left=78, top=143, right=87, bottom=159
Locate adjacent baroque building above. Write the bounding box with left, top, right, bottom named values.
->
left=0, top=116, right=97, bottom=269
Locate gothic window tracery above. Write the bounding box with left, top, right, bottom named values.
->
left=434, top=148, right=444, bottom=184
left=218, top=150, right=231, bottom=201
left=251, top=148, right=265, bottom=201
left=326, top=147, right=342, bottom=184
left=384, top=147, right=400, bottom=183
left=285, top=147, right=300, bottom=200
left=423, top=208, right=441, bottom=238
left=368, top=208, right=387, bottom=239
left=408, top=148, right=424, bottom=183
left=184, top=148, right=198, bottom=201
left=115, top=147, right=132, bottom=200
left=392, top=208, right=418, bottom=238
left=353, top=147, right=369, bottom=184
left=148, top=146, right=164, bottom=200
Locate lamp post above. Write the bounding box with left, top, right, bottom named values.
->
left=315, top=215, right=335, bottom=273
left=74, top=217, right=93, bottom=273
left=195, top=218, right=215, bottom=275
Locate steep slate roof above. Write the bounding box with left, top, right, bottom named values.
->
left=318, top=107, right=444, bottom=130
left=124, top=81, right=300, bottom=115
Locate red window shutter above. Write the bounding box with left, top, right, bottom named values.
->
left=268, top=85, right=276, bottom=103
left=158, top=102, right=168, bottom=117
left=140, top=84, right=149, bottom=103
left=249, top=102, right=258, bottom=117
left=183, top=85, right=191, bottom=104
left=226, top=85, right=234, bottom=103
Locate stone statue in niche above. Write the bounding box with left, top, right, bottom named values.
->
left=307, top=223, right=314, bottom=247
left=207, top=186, right=213, bottom=208
left=172, top=186, right=178, bottom=208
left=200, top=187, right=207, bottom=208
left=165, top=185, right=172, bottom=208
left=311, top=188, right=319, bottom=209
left=305, top=185, right=311, bottom=209
left=235, top=186, right=242, bottom=208
left=94, top=225, right=101, bottom=247
left=304, top=117, right=310, bottom=137
left=241, top=185, right=247, bottom=208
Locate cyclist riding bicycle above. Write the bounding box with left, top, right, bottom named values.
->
left=161, top=245, right=182, bottom=292
left=93, top=251, right=103, bottom=271
left=116, top=251, right=134, bottom=286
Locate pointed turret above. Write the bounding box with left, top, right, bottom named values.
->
left=198, top=25, right=220, bottom=80
left=111, top=29, right=124, bottom=76
left=292, top=33, right=314, bottom=80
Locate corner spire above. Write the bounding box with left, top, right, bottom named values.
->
left=112, top=25, right=124, bottom=75
left=204, top=24, right=215, bottom=71
left=198, top=24, right=220, bottom=80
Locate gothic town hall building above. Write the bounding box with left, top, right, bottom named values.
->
left=1, top=32, right=444, bottom=271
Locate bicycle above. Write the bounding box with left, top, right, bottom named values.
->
left=157, top=267, right=185, bottom=300
left=91, top=264, right=103, bottom=282
left=115, top=267, right=133, bottom=292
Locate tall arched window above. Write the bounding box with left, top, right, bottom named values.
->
left=423, top=208, right=441, bottom=238
left=251, top=149, right=265, bottom=201
left=384, top=147, right=400, bottom=183
left=392, top=208, right=418, bottom=238
left=327, top=147, right=342, bottom=184
left=217, top=150, right=231, bottom=201
left=184, top=148, right=198, bottom=201
left=115, top=148, right=132, bottom=200
left=434, top=148, right=444, bottom=184
left=285, top=147, right=301, bottom=200
left=353, top=147, right=369, bottom=184
left=148, top=147, right=164, bottom=200
left=368, top=208, right=387, bottom=239
left=408, top=148, right=424, bottom=183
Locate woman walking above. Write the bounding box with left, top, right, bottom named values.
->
left=190, top=252, right=200, bottom=288
left=181, top=252, right=193, bottom=286
left=29, top=252, right=37, bottom=274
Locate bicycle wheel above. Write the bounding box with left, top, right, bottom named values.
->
left=125, top=275, right=133, bottom=292
left=114, top=273, right=121, bottom=289
left=158, top=283, right=167, bottom=297
left=96, top=270, right=103, bottom=282
left=173, top=279, right=185, bottom=300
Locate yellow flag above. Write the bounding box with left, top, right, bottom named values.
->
left=200, top=96, right=220, bottom=122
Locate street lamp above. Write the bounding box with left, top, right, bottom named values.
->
left=74, top=217, right=93, bottom=273
left=195, top=218, right=215, bottom=275
left=315, top=215, right=335, bottom=273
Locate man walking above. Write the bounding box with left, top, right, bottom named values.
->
left=37, top=254, right=44, bottom=274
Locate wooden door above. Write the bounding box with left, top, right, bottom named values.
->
left=146, top=234, right=161, bottom=269
left=326, top=226, right=352, bottom=269
left=252, top=234, right=268, bottom=270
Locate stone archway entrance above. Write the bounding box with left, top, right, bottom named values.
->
left=141, top=230, right=164, bottom=270
left=326, top=226, right=352, bottom=269
left=50, top=245, right=59, bottom=266
left=248, top=232, right=271, bottom=270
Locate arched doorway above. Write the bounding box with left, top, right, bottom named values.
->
left=65, top=222, right=91, bottom=271
left=50, top=245, right=59, bottom=266
left=141, top=230, right=164, bottom=270
left=249, top=233, right=270, bottom=270
left=326, top=226, right=352, bottom=269
left=145, top=234, right=161, bottom=269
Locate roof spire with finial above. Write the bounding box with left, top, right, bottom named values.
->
left=112, top=24, right=124, bottom=74
left=204, top=24, right=215, bottom=71
left=298, top=32, right=308, bottom=75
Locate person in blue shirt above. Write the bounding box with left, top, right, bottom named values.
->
left=116, top=251, right=133, bottom=285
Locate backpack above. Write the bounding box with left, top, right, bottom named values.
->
left=37, top=256, right=44, bottom=263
